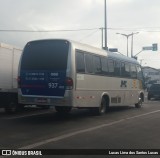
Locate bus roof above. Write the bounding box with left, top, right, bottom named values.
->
left=69, top=39, right=140, bottom=65
left=26, top=38, right=140, bottom=65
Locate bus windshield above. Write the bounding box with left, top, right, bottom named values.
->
left=21, top=40, right=69, bottom=70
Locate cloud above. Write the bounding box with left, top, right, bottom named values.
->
left=108, top=0, right=133, bottom=4
left=0, top=0, right=160, bottom=69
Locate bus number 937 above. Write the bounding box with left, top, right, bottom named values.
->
left=48, top=83, right=58, bottom=89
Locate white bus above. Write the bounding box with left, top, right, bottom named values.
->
left=18, top=39, right=145, bottom=115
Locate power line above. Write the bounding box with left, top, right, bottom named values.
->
left=0, top=28, right=98, bottom=32
left=0, top=27, right=160, bottom=33
left=108, top=27, right=160, bottom=32
left=79, top=29, right=99, bottom=42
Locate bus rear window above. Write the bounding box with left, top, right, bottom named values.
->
left=21, top=40, right=69, bottom=70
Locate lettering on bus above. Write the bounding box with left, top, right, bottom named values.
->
left=48, top=83, right=65, bottom=89
left=48, top=83, right=58, bottom=89
left=121, top=80, right=127, bottom=88
left=25, top=72, right=45, bottom=81
left=50, top=73, right=59, bottom=77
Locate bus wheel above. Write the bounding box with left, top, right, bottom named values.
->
left=94, top=97, right=107, bottom=115
left=135, top=98, right=142, bottom=108
left=5, top=102, right=18, bottom=114
left=147, top=96, right=151, bottom=100
left=55, top=106, right=72, bottom=113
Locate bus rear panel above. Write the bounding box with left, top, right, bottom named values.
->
left=18, top=40, right=73, bottom=107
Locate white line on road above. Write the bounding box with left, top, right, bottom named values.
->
left=3, top=111, right=52, bottom=120
left=19, top=109, right=160, bottom=149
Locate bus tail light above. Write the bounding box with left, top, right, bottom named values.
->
left=66, top=77, right=73, bottom=90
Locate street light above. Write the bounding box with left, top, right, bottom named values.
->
left=131, top=32, right=139, bottom=57
left=116, top=33, right=133, bottom=57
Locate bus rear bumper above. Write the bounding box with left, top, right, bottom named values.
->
left=18, top=95, right=72, bottom=107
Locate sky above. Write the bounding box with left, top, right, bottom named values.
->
left=0, top=0, right=160, bottom=68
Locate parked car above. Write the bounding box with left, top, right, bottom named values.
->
left=148, top=83, right=160, bottom=100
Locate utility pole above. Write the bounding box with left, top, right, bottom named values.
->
left=104, top=0, right=107, bottom=50
left=131, top=32, right=139, bottom=58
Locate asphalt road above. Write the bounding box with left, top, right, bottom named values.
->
left=0, top=99, right=160, bottom=158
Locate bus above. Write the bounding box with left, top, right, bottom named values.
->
left=18, top=39, right=145, bottom=115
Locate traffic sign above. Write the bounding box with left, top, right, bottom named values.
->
left=152, top=43, right=158, bottom=51
left=142, top=43, right=158, bottom=51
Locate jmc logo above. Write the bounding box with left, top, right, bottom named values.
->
left=121, top=80, right=127, bottom=88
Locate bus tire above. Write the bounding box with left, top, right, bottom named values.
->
left=5, top=102, right=18, bottom=114
left=135, top=98, right=142, bottom=108
left=147, top=96, right=151, bottom=100
left=55, top=106, right=72, bottom=113
left=94, top=97, right=107, bottom=115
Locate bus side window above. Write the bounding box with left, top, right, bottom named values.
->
left=76, top=51, right=85, bottom=73
left=125, top=63, right=131, bottom=78
left=137, top=65, right=143, bottom=80
left=121, top=62, right=131, bottom=78
left=108, top=59, right=114, bottom=76
left=93, top=56, right=102, bottom=74
left=137, top=65, right=145, bottom=89
left=114, top=60, right=121, bottom=77
left=85, top=53, right=94, bottom=74
left=121, top=62, right=125, bottom=77
left=101, top=57, right=108, bottom=75
left=130, top=64, right=137, bottom=79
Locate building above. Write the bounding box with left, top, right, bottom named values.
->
left=142, top=66, right=160, bottom=89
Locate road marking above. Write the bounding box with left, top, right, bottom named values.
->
left=125, top=110, right=160, bottom=120
left=20, top=119, right=125, bottom=149
left=19, top=109, right=160, bottom=149
left=3, top=111, right=52, bottom=120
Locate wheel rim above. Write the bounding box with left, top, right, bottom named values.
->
left=139, top=99, right=142, bottom=106
left=100, top=99, right=106, bottom=114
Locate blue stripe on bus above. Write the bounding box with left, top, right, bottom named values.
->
left=20, top=70, right=66, bottom=97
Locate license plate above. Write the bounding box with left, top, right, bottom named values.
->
left=36, top=98, right=48, bottom=103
